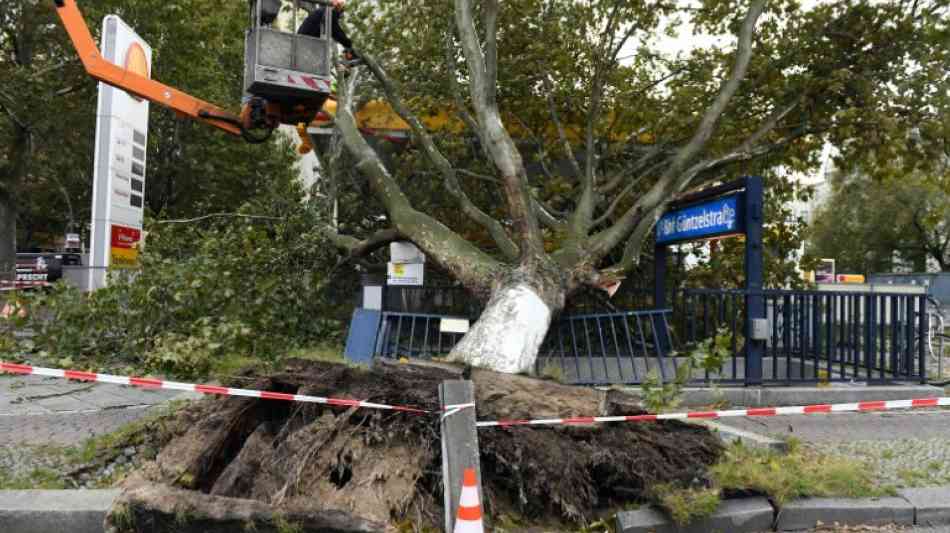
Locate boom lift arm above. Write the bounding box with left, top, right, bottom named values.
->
left=54, top=0, right=255, bottom=138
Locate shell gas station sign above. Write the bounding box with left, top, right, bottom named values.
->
left=110, top=225, right=142, bottom=268
left=89, top=15, right=151, bottom=288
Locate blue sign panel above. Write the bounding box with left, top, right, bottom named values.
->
left=656, top=193, right=743, bottom=244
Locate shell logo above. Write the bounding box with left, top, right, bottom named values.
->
left=124, top=42, right=149, bottom=101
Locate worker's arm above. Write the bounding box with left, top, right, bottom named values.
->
left=52, top=0, right=243, bottom=137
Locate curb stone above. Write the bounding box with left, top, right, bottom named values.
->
left=617, top=385, right=944, bottom=407
left=0, top=489, right=119, bottom=533
left=689, top=419, right=789, bottom=452
left=898, top=486, right=950, bottom=526
left=775, top=497, right=914, bottom=531
left=616, top=497, right=773, bottom=533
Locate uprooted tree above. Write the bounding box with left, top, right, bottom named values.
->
left=315, top=0, right=946, bottom=373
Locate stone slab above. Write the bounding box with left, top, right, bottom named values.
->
left=0, top=489, right=119, bottom=533
left=616, top=497, right=774, bottom=533
left=690, top=419, right=788, bottom=452
left=898, top=486, right=950, bottom=526
left=776, top=497, right=914, bottom=531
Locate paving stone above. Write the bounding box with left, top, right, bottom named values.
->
left=0, top=489, right=119, bottom=533
left=899, top=486, right=950, bottom=526
left=776, top=497, right=914, bottom=531
left=616, top=506, right=670, bottom=533
left=616, top=497, right=774, bottom=533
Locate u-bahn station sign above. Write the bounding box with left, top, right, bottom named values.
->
left=653, top=176, right=767, bottom=384
left=656, top=193, right=742, bottom=245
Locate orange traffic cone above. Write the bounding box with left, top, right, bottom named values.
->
left=454, top=468, right=484, bottom=533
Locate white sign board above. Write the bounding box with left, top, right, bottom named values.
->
left=439, top=318, right=470, bottom=334
left=390, top=241, right=425, bottom=264
left=387, top=262, right=424, bottom=286
left=89, top=15, right=152, bottom=290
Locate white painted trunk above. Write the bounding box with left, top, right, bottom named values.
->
left=449, top=282, right=552, bottom=374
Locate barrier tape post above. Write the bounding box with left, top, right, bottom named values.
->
left=440, top=380, right=482, bottom=533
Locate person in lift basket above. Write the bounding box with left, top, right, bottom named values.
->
left=298, top=0, right=358, bottom=63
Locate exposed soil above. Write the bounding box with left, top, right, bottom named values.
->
left=106, top=359, right=721, bottom=532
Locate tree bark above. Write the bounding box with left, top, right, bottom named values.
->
left=0, top=189, right=15, bottom=277
left=449, top=277, right=560, bottom=374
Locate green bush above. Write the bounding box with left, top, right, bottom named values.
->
left=2, top=181, right=349, bottom=378
left=640, top=327, right=732, bottom=412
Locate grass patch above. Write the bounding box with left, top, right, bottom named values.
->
left=283, top=344, right=344, bottom=363
left=76, top=399, right=189, bottom=466
left=651, top=484, right=721, bottom=526
left=898, top=468, right=931, bottom=486
left=540, top=361, right=565, bottom=383
left=0, top=466, right=69, bottom=490
left=710, top=439, right=892, bottom=505
left=210, top=344, right=344, bottom=380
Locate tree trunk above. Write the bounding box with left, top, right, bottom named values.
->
left=449, top=280, right=557, bottom=374
left=0, top=191, right=15, bottom=278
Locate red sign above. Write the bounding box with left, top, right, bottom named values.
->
left=111, top=225, right=141, bottom=249
left=110, top=225, right=142, bottom=268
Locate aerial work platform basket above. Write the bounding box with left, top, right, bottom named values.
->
left=244, top=0, right=335, bottom=125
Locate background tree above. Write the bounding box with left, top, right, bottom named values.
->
left=312, top=0, right=946, bottom=372
left=0, top=0, right=300, bottom=268
left=808, top=168, right=950, bottom=274
left=807, top=1, right=949, bottom=276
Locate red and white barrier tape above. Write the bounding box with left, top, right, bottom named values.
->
left=473, top=397, right=950, bottom=427
left=4, top=361, right=950, bottom=427
left=0, top=362, right=430, bottom=415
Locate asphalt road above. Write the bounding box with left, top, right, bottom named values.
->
left=0, top=373, right=189, bottom=445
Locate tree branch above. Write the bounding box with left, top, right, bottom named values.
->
left=443, top=31, right=487, bottom=154
left=457, top=168, right=501, bottom=184
left=659, top=0, right=767, bottom=179
left=0, top=90, right=28, bottom=130
left=544, top=85, right=584, bottom=181
left=599, top=142, right=673, bottom=194
left=333, top=62, right=504, bottom=289
left=455, top=0, right=545, bottom=260
left=592, top=165, right=661, bottom=227
left=588, top=0, right=767, bottom=265
left=324, top=226, right=404, bottom=259
left=359, top=51, right=520, bottom=261
left=483, top=0, right=499, bottom=108
left=154, top=213, right=284, bottom=225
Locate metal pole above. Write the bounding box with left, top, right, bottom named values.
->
left=654, top=244, right=666, bottom=310
left=744, top=176, right=765, bottom=386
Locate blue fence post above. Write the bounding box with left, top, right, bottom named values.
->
left=744, top=176, right=765, bottom=386
left=919, top=294, right=929, bottom=383
left=654, top=244, right=667, bottom=310
left=654, top=244, right=672, bottom=353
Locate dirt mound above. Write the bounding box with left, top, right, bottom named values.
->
left=106, top=360, right=721, bottom=532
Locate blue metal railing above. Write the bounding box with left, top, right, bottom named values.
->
left=368, top=286, right=928, bottom=385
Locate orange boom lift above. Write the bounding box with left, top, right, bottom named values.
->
left=52, top=0, right=336, bottom=143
